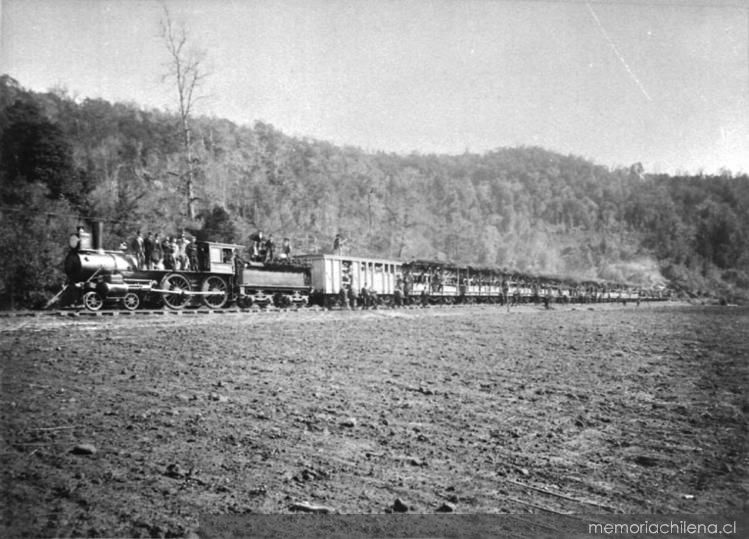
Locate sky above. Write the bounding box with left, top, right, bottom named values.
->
left=1, top=0, right=748, bottom=174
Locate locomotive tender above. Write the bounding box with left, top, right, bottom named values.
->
left=62, top=223, right=665, bottom=311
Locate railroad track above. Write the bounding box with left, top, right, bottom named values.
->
left=0, top=307, right=310, bottom=318
left=0, top=300, right=669, bottom=319
left=0, top=304, right=447, bottom=318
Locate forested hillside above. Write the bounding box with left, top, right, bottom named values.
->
left=1, top=75, right=748, bottom=307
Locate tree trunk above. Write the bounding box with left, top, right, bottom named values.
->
left=183, top=117, right=196, bottom=220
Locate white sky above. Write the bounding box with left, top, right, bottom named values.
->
left=2, top=0, right=748, bottom=174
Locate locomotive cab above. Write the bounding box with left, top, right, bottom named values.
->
left=197, top=241, right=242, bottom=274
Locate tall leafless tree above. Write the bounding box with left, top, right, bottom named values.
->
left=160, top=5, right=208, bottom=220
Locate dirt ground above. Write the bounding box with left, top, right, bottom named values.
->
left=1, top=303, right=747, bottom=537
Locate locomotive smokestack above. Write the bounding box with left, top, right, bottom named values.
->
left=92, top=221, right=104, bottom=253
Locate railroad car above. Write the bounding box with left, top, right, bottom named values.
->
left=297, top=253, right=401, bottom=307
left=402, top=260, right=530, bottom=304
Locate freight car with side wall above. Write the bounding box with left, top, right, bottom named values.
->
left=298, top=253, right=402, bottom=308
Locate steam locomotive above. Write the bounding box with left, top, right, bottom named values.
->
left=61, top=223, right=666, bottom=311
left=62, top=223, right=310, bottom=311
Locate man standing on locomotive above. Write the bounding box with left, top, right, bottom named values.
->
left=131, top=230, right=145, bottom=269
left=185, top=237, right=197, bottom=271
left=264, top=234, right=275, bottom=263
left=144, top=232, right=154, bottom=269
left=161, top=236, right=174, bottom=270
left=151, top=233, right=163, bottom=269
left=249, top=231, right=264, bottom=262
left=279, top=237, right=292, bottom=262
left=175, top=232, right=188, bottom=270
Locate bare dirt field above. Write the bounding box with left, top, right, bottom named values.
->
left=1, top=303, right=747, bottom=537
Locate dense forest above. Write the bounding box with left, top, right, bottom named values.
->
left=1, top=74, right=748, bottom=308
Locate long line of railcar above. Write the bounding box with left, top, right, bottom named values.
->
left=298, top=254, right=667, bottom=308
left=59, top=223, right=669, bottom=312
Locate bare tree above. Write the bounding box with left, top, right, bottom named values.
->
left=159, top=5, right=208, bottom=220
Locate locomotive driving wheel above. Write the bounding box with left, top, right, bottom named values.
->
left=201, top=276, right=228, bottom=309
left=122, top=292, right=140, bottom=311
left=160, top=273, right=191, bottom=310
left=82, top=291, right=103, bottom=311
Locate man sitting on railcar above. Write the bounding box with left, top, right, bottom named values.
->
left=432, top=270, right=442, bottom=294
